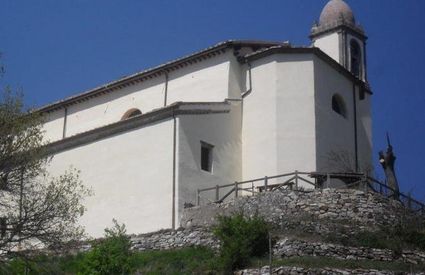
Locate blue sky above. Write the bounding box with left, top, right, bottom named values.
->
left=0, top=1, right=424, bottom=199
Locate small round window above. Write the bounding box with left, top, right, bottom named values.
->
left=332, top=94, right=347, bottom=118
left=121, top=108, right=142, bottom=120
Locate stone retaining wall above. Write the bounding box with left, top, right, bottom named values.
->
left=130, top=227, right=218, bottom=252
left=182, top=189, right=418, bottom=237
left=125, top=228, right=425, bottom=267
left=237, top=266, right=425, bottom=275
left=274, top=239, right=425, bottom=265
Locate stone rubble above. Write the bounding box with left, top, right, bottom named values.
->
left=182, top=189, right=418, bottom=238
left=126, top=228, right=425, bottom=267
left=274, top=238, right=425, bottom=265
left=236, top=266, right=425, bottom=275
left=77, top=189, right=425, bottom=274
left=129, top=227, right=219, bottom=251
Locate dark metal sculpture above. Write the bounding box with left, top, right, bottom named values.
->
left=378, top=133, right=400, bottom=199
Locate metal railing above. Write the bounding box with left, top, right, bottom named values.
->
left=196, top=171, right=425, bottom=214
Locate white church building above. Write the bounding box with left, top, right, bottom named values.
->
left=40, top=0, right=372, bottom=237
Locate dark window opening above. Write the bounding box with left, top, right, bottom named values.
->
left=121, top=108, right=142, bottom=120
left=350, top=40, right=361, bottom=78
left=201, top=142, right=213, bottom=172
left=332, top=94, right=347, bottom=118
left=359, top=89, right=365, bottom=100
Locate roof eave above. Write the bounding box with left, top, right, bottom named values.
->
left=36, top=40, right=282, bottom=114
left=243, top=46, right=372, bottom=94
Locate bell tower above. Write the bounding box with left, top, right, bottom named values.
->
left=310, top=0, right=367, bottom=82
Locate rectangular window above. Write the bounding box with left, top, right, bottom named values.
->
left=359, top=89, right=365, bottom=100
left=201, top=142, right=213, bottom=172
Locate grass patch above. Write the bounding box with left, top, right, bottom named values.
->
left=0, top=247, right=221, bottom=275
left=325, top=227, right=425, bottom=253
left=3, top=250, right=425, bottom=274
left=131, top=246, right=220, bottom=274
left=250, top=256, right=425, bottom=273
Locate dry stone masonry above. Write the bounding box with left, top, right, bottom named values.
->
left=274, top=239, right=425, bottom=265
left=236, top=266, right=425, bottom=275
left=130, top=227, right=218, bottom=252
left=68, top=189, right=425, bottom=274
left=182, top=189, right=416, bottom=237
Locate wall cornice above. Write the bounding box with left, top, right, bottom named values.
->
left=45, top=101, right=231, bottom=155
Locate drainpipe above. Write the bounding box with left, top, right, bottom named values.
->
left=171, top=112, right=177, bottom=229
left=241, top=62, right=252, bottom=98
left=352, top=83, right=359, bottom=172
left=164, top=71, right=169, bottom=107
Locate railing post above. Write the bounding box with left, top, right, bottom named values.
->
left=215, top=185, right=220, bottom=202
left=264, top=176, right=268, bottom=191
left=251, top=181, right=254, bottom=195
left=408, top=192, right=412, bottom=210
left=234, top=182, right=239, bottom=198
left=197, top=189, right=200, bottom=206
left=379, top=182, right=383, bottom=194
left=295, top=170, right=299, bottom=190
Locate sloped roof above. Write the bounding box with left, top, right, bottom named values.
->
left=38, top=39, right=370, bottom=114
left=37, top=40, right=283, bottom=113
left=242, top=45, right=371, bottom=93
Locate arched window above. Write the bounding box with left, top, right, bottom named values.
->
left=332, top=94, right=347, bottom=118
left=350, top=40, right=361, bottom=78
left=121, top=108, right=142, bottom=120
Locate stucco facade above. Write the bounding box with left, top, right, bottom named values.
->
left=40, top=0, right=373, bottom=236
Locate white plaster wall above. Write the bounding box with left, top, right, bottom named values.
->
left=42, top=110, right=65, bottom=142
left=177, top=103, right=242, bottom=220
left=242, top=56, right=278, bottom=180
left=42, top=51, right=234, bottom=141
left=227, top=55, right=245, bottom=99
left=166, top=51, right=232, bottom=104
left=313, top=55, right=358, bottom=172
left=65, top=77, right=165, bottom=138
left=47, top=119, right=175, bottom=237
left=313, top=32, right=341, bottom=64
left=242, top=53, right=317, bottom=185
left=355, top=87, right=373, bottom=173
left=276, top=54, right=317, bottom=174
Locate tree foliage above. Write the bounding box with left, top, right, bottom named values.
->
left=0, top=89, right=91, bottom=258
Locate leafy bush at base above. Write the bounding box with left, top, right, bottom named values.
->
left=78, top=219, right=133, bottom=275
left=213, top=213, right=270, bottom=272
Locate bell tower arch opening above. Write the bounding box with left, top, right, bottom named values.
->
left=310, top=0, right=367, bottom=82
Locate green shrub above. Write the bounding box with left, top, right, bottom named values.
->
left=78, top=220, right=133, bottom=275
left=213, top=213, right=270, bottom=272
left=130, top=246, right=220, bottom=274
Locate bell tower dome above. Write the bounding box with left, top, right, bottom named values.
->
left=310, top=0, right=367, bottom=82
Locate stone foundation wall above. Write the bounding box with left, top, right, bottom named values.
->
left=123, top=229, right=425, bottom=267
left=129, top=227, right=218, bottom=252
left=237, top=266, right=425, bottom=275
left=181, top=189, right=418, bottom=237
left=274, top=239, right=425, bottom=265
